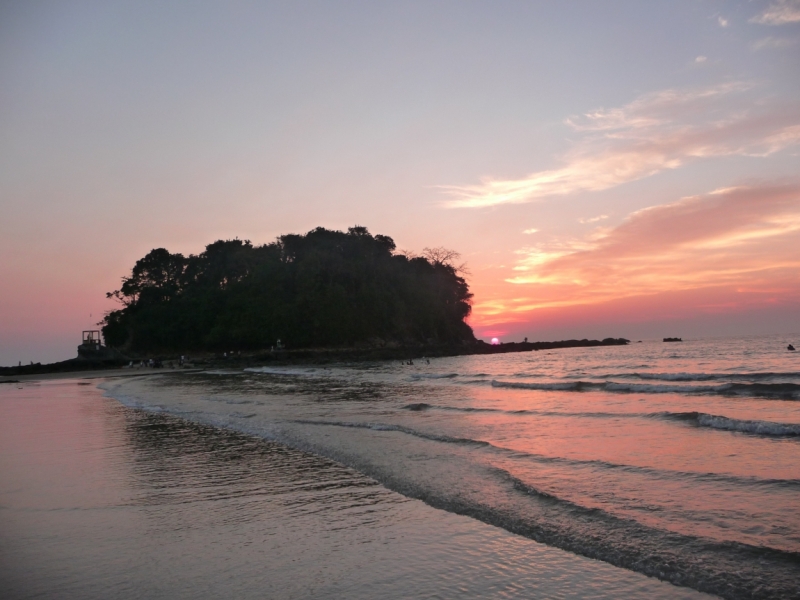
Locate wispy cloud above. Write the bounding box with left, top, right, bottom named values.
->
left=751, top=36, right=798, bottom=50
left=440, top=84, right=800, bottom=208
left=522, top=228, right=539, bottom=234
left=750, top=0, right=800, bottom=25
left=496, top=184, right=800, bottom=313
left=695, top=55, right=708, bottom=63
left=718, top=16, right=729, bottom=28
left=564, top=82, right=751, bottom=132
left=579, top=215, right=608, bottom=224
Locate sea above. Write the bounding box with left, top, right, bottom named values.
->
left=1, top=334, right=799, bottom=599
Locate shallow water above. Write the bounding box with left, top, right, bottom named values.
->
left=0, top=379, right=712, bottom=599
left=100, top=334, right=800, bottom=599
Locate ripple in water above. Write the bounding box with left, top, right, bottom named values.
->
left=100, top=334, right=800, bottom=599
left=0, top=380, right=711, bottom=599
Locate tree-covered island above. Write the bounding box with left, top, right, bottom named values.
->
left=102, top=226, right=475, bottom=353
left=0, top=225, right=629, bottom=375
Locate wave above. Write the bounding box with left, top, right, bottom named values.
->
left=291, top=418, right=800, bottom=491
left=492, top=380, right=587, bottom=391
left=491, top=379, right=800, bottom=399
left=401, top=402, right=640, bottom=419
left=604, top=371, right=800, bottom=382
left=408, top=373, right=459, bottom=380
left=402, top=402, right=511, bottom=414
left=104, top=385, right=800, bottom=492
left=606, top=381, right=800, bottom=399
left=243, top=366, right=327, bottom=377
left=486, top=467, right=800, bottom=599
left=104, top=393, right=800, bottom=501
left=294, top=418, right=800, bottom=598
left=101, top=379, right=800, bottom=599
left=403, top=402, right=433, bottom=411
left=230, top=411, right=257, bottom=419
left=655, top=411, right=800, bottom=437
left=291, top=418, right=492, bottom=447
left=400, top=402, right=800, bottom=439
left=217, top=398, right=255, bottom=405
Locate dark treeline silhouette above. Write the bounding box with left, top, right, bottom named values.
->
left=101, top=226, right=474, bottom=352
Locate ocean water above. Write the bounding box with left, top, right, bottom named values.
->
left=0, top=380, right=710, bottom=600
left=2, top=334, right=799, bottom=598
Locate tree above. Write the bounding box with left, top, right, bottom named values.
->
left=421, top=247, right=470, bottom=275
left=107, top=248, right=186, bottom=306
left=102, top=226, right=475, bottom=352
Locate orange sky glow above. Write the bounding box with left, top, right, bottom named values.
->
left=1, top=1, right=798, bottom=363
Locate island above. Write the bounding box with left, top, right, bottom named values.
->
left=1, top=226, right=631, bottom=375
left=102, top=226, right=475, bottom=353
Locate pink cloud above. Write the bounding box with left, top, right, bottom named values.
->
left=750, top=0, right=800, bottom=25
left=440, top=84, right=800, bottom=208
left=471, top=285, right=800, bottom=341
left=468, top=183, right=800, bottom=328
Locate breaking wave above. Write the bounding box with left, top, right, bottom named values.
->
left=243, top=366, right=328, bottom=377
left=491, top=379, right=800, bottom=399
left=655, top=412, right=800, bottom=437
left=408, top=373, right=460, bottom=380
left=605, top=371, right=800, bottom=382
left=291, top=418, right=800, bottom=489
left=400, top=402, right=800, bottom=439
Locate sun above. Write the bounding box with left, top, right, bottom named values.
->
left=491, top=337, right=500, bottom=345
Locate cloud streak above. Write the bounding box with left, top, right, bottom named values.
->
left=750, top=0, right=800, bottom=25
left=751, top=36, right=798, bottom=50
left=579, top=214, right=608, bottom=224
left=441, top=84, right=800, bottom=208
left=474, top=184, right=800, bottom=322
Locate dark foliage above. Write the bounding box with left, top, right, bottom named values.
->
left=102, top=227, right=474, bottom=352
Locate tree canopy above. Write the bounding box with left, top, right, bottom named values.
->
left=102, top=226, right=474, bottom=352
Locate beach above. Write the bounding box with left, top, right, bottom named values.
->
left=0, top=376, right=711, bottom=600
left=3, top=334, right=799, bottom=599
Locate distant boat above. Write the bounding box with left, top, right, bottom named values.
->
left=663, top=337, right=683, bottom=342
left=789, top=344, right=796, bottom=351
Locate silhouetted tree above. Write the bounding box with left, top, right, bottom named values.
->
left=102, top=227, right=474, bottom=352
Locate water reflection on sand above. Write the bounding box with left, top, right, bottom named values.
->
left=0, top=379, right=711, bottom=600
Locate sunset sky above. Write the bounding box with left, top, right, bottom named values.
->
left=2, top=1, right=799, bottom=365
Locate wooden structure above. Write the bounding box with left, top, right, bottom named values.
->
left=81, top=330, right=103, bottom=350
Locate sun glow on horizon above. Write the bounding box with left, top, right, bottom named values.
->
left=1, top=2, right=798, bottom=364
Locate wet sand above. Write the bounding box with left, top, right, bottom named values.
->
left=0, top=367, right=200, bottom=384
left=1, top=378, right=713, bottom=599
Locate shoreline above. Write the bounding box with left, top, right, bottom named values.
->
left=0, top=367, right=201, bottom=384
left=8, top=336, right=796, bottom=599
left=94, top=347, right=799, bottom=600
left=0, top=337, right=629, bottom=379
left=1, top=378, right=712, bottom=600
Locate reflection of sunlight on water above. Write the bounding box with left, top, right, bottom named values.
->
left=94, top=334, right=800, bottom=598
left=0, top=380, right=711, bottom=600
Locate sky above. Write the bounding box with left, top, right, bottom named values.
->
left=1, top=0, right=799, bottom=365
